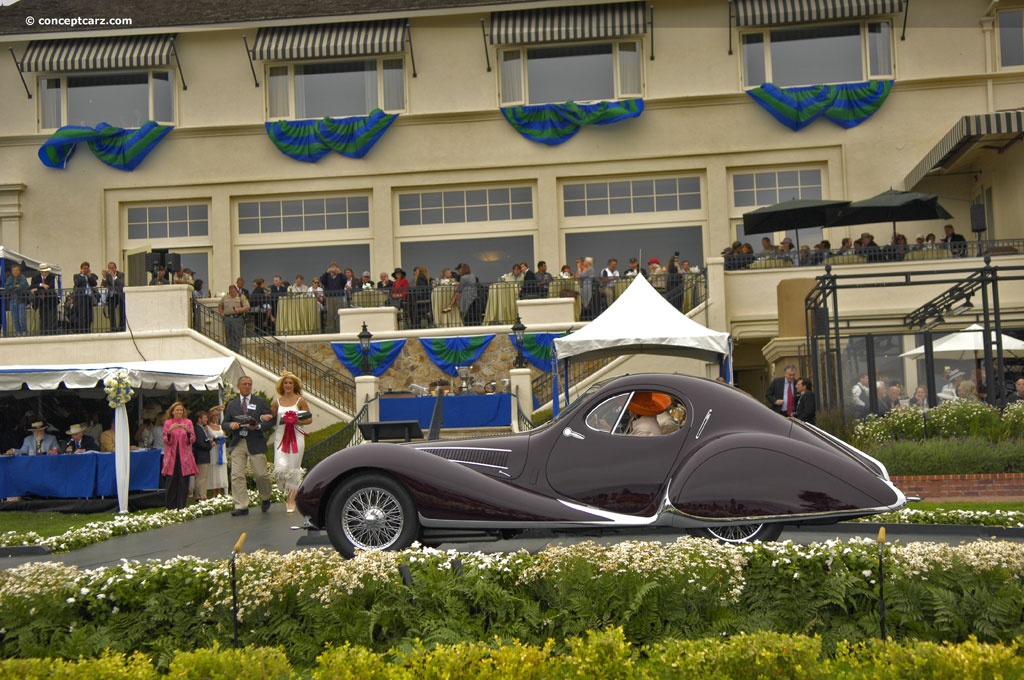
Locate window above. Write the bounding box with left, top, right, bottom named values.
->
left=267, top=58, right=405, bottom=119
left=584, top=391, right=685, bottom=435
left=127, top=204, right=208, bottom=241
left=741, top=22, right=893, bottom=87
left=732, top=169, right=823, bottom=208
left=238, top=196, right=370, bottom=234
left=398, top=186, right=533, bottom=226
left=500, top=40, right=642, bottom=105
left=1000, top=10, right=1024, bottom=68
left=39, top=71, right=174, bottom=129
left=563, top=176, right=701, bottom=217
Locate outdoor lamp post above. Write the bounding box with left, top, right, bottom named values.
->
left=358, top=322, right=373, bottom=376
left=512, top=315, right=527, bottom=368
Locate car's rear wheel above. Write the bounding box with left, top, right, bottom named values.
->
left=325, top=473, right=419, bottom=558
left=691, top=522, right=784, bottom=544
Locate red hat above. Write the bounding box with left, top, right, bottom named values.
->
left=647, top=257, right=660, bottom=265
left=627, top=392, right=671, bottom=416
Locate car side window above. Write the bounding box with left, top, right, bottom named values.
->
left=623, top=392, right=687, bottom=437
left=585, top=394, right=631, bottom=434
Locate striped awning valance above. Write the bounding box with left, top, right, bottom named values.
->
left=490, top=1, right=646, bottom=46
left=21, top=34, right=174, bottom=72
left=252, top=20, right=406, bottom=61
left=904, top=111, right=1024, bottom=190
left=734, top=0, right=904, bottom=27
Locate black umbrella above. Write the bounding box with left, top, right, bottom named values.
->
left=826, top=189, right=953, bottom=241
left=742, top=198, right=851, bottom=250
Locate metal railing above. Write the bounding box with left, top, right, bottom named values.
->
left=1, top=287, right=125, bottom=337
left=513, top=386, right=535, bottom=432
left=301, top=395, right=380, bottom=471
left=193, top=300, right=356, bottom=412
left=532, top=355, right=617, bottom=407
left=724, top=238, right=1024, bottom=270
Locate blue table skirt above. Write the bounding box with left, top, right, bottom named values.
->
left=0, top=449, right=162, bottom=499
left=95, top=449, right=163, bottom=496
left=380, top=394, right=511, bottom=429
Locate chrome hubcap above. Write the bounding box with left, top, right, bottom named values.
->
left=342, top=487, right=404, bottom=551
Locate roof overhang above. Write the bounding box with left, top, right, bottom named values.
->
left=904, top=110, right=1024, bottom=190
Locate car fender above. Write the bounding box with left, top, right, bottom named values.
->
left=668, top=431, right=903, bottom=520
left=299, top=442, right=617, bottom=528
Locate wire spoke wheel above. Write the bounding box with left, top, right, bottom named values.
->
left=342, top=486, right=405, bottom=551
left=698, top=522, right=783, bottom=544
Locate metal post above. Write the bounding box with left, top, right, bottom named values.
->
left=865, top=334, right=878, bottom=415
left=877, top=527, right=887, bottom=641
left=230, top=532, right=246, bottom=648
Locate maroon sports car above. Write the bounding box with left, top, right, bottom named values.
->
left=296, top=374, right=907, bottom=557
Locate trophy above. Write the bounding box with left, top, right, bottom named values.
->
left=457, top=365, right=472, bottom=393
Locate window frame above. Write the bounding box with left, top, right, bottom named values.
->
left=998, top=9, right=1024, bottom=69
left=396, top=184, right=535, bottom=229
left=37, top=69, right=176, bottom=131
left=498, top=38, right=644, bottom=106
left=265, top=55, right=407, bottom=120
left=235, top=193, right=372, bottom=241
left=740, top=19, right=894, bottom=88
left=561, top=174, right=703, bottom=220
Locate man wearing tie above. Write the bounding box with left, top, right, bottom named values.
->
left=222, top=375, right=274, bottom=515
left=64, top=423, right=100, bottom=453
left=766, top=364, right=798, bottom=417
left=6, top=421, right=59, bottom=455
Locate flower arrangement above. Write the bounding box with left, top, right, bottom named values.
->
left=102, top=370, right=134, bottom=409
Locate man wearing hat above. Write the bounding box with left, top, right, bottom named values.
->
left=390, top=267, right=409, bottom=309
left=6, top=421, right=59, bottom=455
left=30, top=264, right=59, bottom=335
left=64, top=424, right=100, bottom=453
left=857, top=232, right=881, bottom=262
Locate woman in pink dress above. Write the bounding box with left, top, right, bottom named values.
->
left=162, top=401, right=197, bottom=510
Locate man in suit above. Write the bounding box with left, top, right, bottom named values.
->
left=795, top=378, right=816, bottom=425
left=766, top=364, right=798, bottom=416
left=30, top=264, right=59, bottom=335
left=71, top=261, right=99, bottom=333
left=520, top=261, right=539, bottom=299
left=102, top=261, right=126, bottom=332
left=6, top=421, right=59, bottom=455
left=222, top=375, right=274, bottom=515
left=942, top=223, right=967, bottom=257
left=64, top=423, right=100, bottom=453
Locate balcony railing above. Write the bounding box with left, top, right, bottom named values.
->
left=0, top=287, right=124, bottom=337
left=724, top=238, right=1024, bottom=270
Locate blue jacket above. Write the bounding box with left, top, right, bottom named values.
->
left=12, top=433, right=59, bottom=455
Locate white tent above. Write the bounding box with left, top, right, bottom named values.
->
left=553, top=273, right=731, bottom=362
left=0, top=246, right=64, bottom=278
left=899, top=323, right=1024, bottom=360
left=0, top=358, right=242, bottom=512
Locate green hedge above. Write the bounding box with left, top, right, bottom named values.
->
left=2, top=539, right=1023, bottom=670
left=866, top=437, right=1024, bottom=476
left=1, top=631, right=1021, bottom=679
left=853, top=400, right=1024, bottom=447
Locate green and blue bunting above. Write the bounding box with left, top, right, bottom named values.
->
left=332, top=339, right=406, bottom=377
left=38, top=121, right=173, bottom=170
left=419, top=335, right=495, bottom=376
left=265, top=109, right=399, bottom=163
left=501, top=99, right=644, bottom=145
left=747, top=80, right=892, bottom=131
left=507, top=332, right=565, bottom=373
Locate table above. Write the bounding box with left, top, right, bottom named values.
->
left=380, top=393, right=511, bottom=428
left=547, top=279, right=581, bottom=320
left=351, top=289, right=389, bottom=308
left=276, top=295, right=320, bottom=335
left=905, top=249, right=952, bottom=261
left=0, top=449, right=161, bottom=499
left=431, top=285, right=462, bottom=327
left=483, top=282, right=521, bottom=325
left=358, top=420, right=424, bottom=442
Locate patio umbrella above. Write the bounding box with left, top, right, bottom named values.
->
left=900, top=323, right=1024, bottom=361
left=826, top=189, right=952, bottom=242
left=742, top=198, right=851, bottom=249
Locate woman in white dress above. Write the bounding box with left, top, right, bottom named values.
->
left=205, top=405, right=228, bottom=496
left=271, top=371, right=312, bottom=512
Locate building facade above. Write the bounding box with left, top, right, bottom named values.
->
left=2, top=0, right=1024, bottom=398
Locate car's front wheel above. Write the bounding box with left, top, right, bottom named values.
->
left=325, top=473, right=419, bottom=558
left=690, top=522, right=784, bottom=544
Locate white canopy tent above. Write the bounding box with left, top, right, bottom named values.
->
left=551, top=274, right=731, bottom=412
left=0, top=358, right=243, bottom=512
left=1, top=246, right=64, bottom=334
left=899, top=323, right=1024, bottom=360
left=554, top=273, right=731, bottom=361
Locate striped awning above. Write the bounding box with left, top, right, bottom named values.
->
left=490, top=1, right=646, bottom=46
left=734, top=0, right=904, bottom=27
left=904, top=111, right=1024, bottom=190
left=252, top=20, right=406, bottom=61
left=21, top=34, right=174, bottom=72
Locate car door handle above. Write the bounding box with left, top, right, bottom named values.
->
left=562, top=426, right=585, bottom=440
